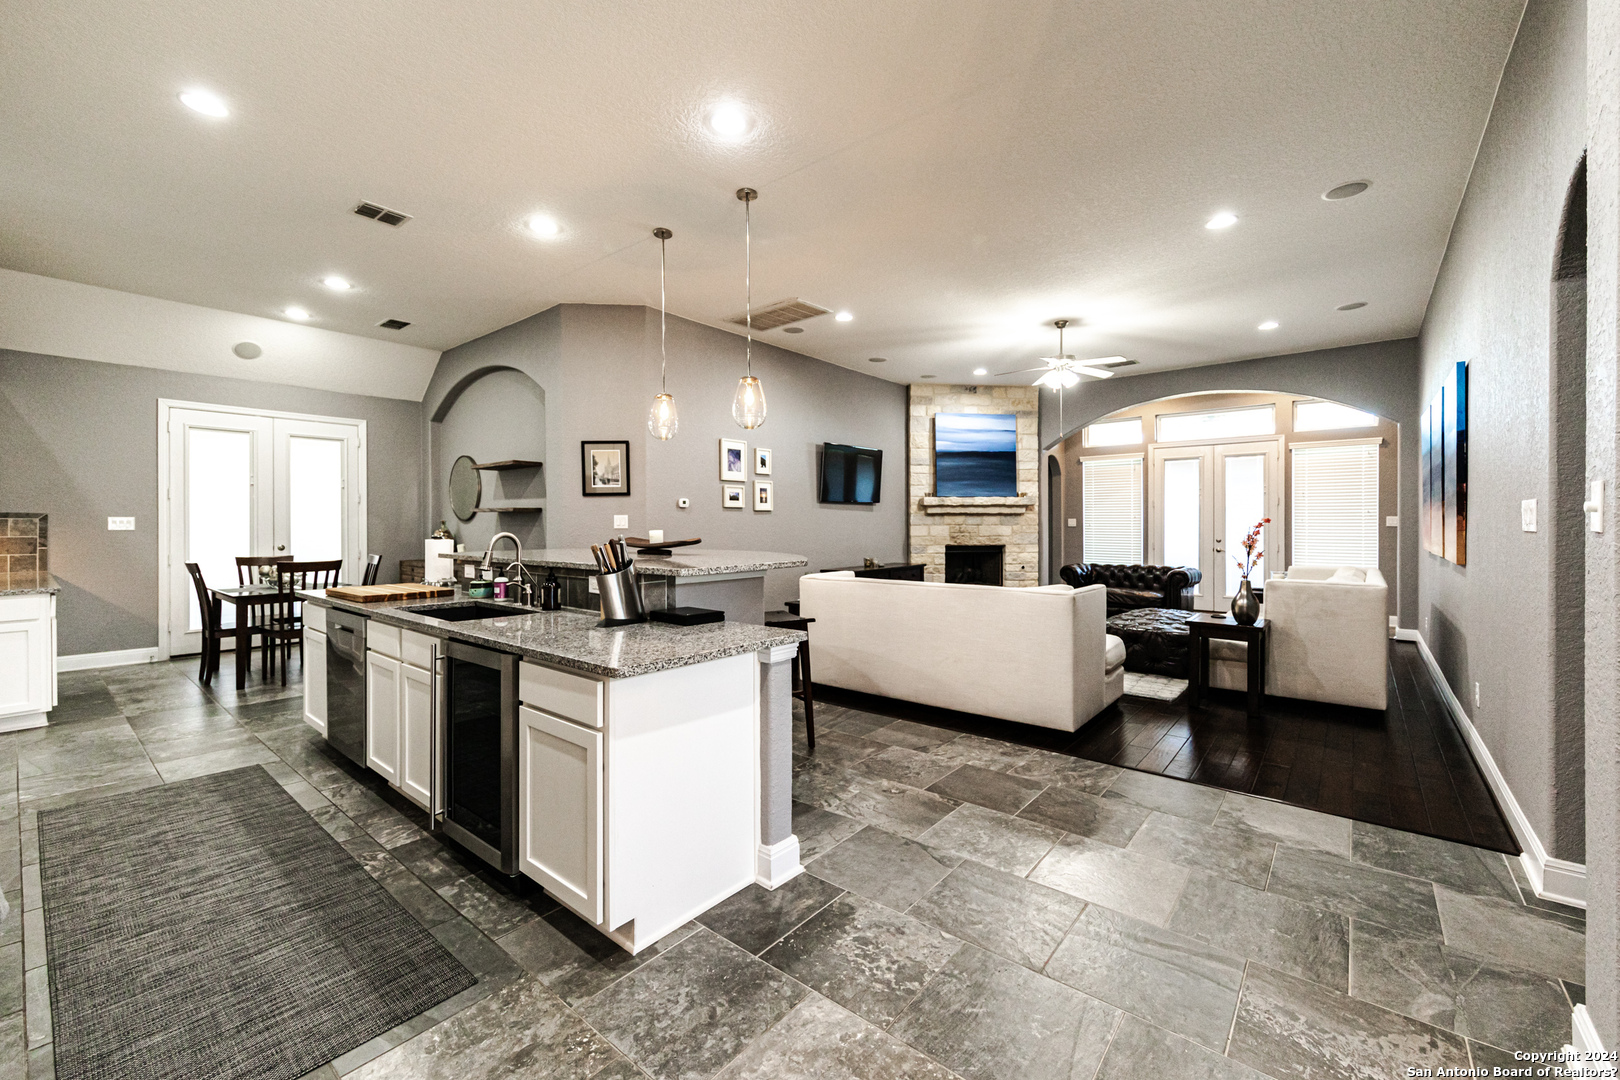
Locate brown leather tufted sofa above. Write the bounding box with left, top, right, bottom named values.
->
left=1059, top=563, right=1203, bottom=617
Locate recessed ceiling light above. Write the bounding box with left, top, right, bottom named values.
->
left=322, top=275, right=352, bottom=291
left=708, top=103, right=749, bottom=140
left=179, top=89, right=229, bottom=118
left=1336, top=301, right=1368, bottom=311
left=973, top=368, right=988, bottom=376
left=1258, top=320, right=1279, bottom=331
left=1205, top=211, right=1238, bottom=230
left=835, top=311, right=853, bottom=322
left=284, top=306, right=310, bottom=321
left=232, top=341, right=262, bottom=359
left=867, top=357, right=887, bottom=363
left=1324, top=181, right=1371, bottom=201
left=526, top=214, right=560, bottom=238
left=782, top=326, right=804, bottom=334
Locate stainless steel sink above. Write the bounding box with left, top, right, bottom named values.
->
left=400, top=602, right=539, bottom=622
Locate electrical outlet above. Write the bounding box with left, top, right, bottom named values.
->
left=588, top=576, right=599, bottom=594
left=1067, top=518, right=1078, bottom=528
left=1473, top=682, right=1480, bottom=709
left=107, top=516, right=135, bottom=531
left=613, top=514, right=629, bottom=529
left=1385, top=516, right=1399, bottom=527
left=1521, top=499, right=1537, bottom=532
left=677, top=497, right=690, bottom=509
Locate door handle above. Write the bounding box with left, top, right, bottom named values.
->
left=277, top=545, right=286, bottom=551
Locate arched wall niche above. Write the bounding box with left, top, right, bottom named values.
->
left=430, top=365, right=547, bottom=555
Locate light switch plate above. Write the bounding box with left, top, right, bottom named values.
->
left=588, top=576, right=599, bottom=594
left=1067, top=518, right=1078, bottom=527
left=1385, top=516, right=1399, bottom=527
left=613, top=514, right=629, bottom=529
left=1521, top=499, right=1537, bottom=532
left=677, top=498, right=690, bottom=509
left=107, top=516, right=135, bottom=531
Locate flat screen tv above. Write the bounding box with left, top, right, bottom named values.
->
left=934, top=412, right=1018, bottom=496
left=819, top=443, right=883, bottom=504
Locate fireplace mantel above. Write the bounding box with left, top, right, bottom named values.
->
left=919, top=495, right=1036, bottom=515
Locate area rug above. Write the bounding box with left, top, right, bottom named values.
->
left=38, top=764, right=475, bottom=1080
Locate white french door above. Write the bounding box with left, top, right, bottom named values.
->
left=160, top=402, right=365, bottom=657
left=1149, top=437, right=1283, bottom=611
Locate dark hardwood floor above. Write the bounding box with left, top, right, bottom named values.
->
left=814, top=641, right=1518, bottom=854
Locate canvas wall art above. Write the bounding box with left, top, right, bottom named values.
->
left=933, top=412, right=1018, bottom=497
left=1418, top=361, right=1467, bottom=565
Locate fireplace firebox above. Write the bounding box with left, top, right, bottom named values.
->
left=945, top=545, right=1004, bottom=587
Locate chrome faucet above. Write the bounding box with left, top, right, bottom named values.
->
left=480, top=532, right=534, bottom=603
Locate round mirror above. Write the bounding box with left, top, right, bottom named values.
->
left=448, top=455, right=481, bottom=522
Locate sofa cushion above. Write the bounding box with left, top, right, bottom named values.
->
left=1108, top=589, right=1163, bottom=609
left=1104, top=634, right=1126, bottom=670
left=1327, top=567, right=1367, bottom=583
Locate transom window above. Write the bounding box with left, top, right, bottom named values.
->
left=1156, top=405, right=1275, bottom=443
left=1294, top=400, right=1378, bottom=432
left=1083, top=417, right=1143, bottom=447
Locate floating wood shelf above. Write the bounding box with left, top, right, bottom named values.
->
left=476, top=505, right=545, bottom=514
left=472, top=459, right=544, bottom=471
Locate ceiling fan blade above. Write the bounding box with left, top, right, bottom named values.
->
left=993, top=366, right=1047, bottom=377
left=1074, top=366, right=1115, bottom=380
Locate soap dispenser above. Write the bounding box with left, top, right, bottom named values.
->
left=540, top=572, right=562, bottom=611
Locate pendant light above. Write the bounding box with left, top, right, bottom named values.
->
left=647, top=227, right=679, bottom=440
left=732, top=187, right=767, bottom=429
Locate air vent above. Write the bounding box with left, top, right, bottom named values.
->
left=728, top=298, right=830, bottom=331
left=353, top=201, right=412, bottom=227
left=1101, top=358, right=1138, bottom=369
left=378, top=319, right=411, bottom=330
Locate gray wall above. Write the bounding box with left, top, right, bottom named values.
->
left=1418, top=0, right=1587, bottom=867
left=0, top=350, right=425, bottom=656
left=1039, top=339, right=1421, bottom=627
left=422, top=305, right=908, bottom=609
left=433, top=367, right=547, bottom=554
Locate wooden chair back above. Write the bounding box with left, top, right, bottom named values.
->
left=184, top=562, right=216, bottom=637
left=362, top=553, right=381, bottom=586
left=236, top=555, right=293, bottom=586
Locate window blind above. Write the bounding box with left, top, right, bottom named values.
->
left=1082, top=457, right=1144, bottom=564
left=1291, top=442, right=1379, bottom=568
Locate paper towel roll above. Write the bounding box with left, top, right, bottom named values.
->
left=424, top=538, right=455, bottom=582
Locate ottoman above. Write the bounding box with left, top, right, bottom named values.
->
left=1105, top=608, right=1199, bottom=677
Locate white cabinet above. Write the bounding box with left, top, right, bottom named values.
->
left=0, top=594, right=55, bottom=731
left=366, top=651, right=401, bottom=784
left=303, top=627, right=327, bottom=736
left=400, top=660, right=435, bottom=810
left=519, top=703, right=603, bottom=923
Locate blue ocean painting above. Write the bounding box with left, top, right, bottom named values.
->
left=934, top=412, right=1018, bottom=496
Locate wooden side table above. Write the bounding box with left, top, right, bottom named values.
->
left=1188, top=614, right=1268, bottom=718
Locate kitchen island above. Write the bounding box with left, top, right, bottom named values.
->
left=446, top=548, right=808, bottom=622
left=0, top=570, right=57, bottom=731
left=299, top=588, right=806, bottom=954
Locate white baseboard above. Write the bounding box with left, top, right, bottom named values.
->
left=1574, top=1004, right=1604, bottom=1053
left=0, top=713, right=47, bottom=733
left=1401, top=630, right=1587, bottom=909
left=57, top=647, right=161, bottom=672
left=755, top=835, right=804, bottom=889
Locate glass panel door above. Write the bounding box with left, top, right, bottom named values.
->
left=1149, top=446, right=1213, bottom=607
left=273, top=418, right=362, bottom=581
left=1214, top=441, right=1282, bottom=601
left=1149, top=439, right=1282, bottom=610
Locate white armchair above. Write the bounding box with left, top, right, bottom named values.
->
left=1209, top=566, right=1389, bottom=710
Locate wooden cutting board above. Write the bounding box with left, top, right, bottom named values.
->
left=325, top=583, right=455, bottom=603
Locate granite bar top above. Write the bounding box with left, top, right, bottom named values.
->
left=0, top=571, right=58, bottom=596
left=299, top=588, right=804, bottom=679
left=446, top=548, right=808, bottom=578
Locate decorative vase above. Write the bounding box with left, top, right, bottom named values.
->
left=1231, top=578, right=1260, bottom=625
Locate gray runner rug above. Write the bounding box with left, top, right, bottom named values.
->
left=38, top=764, right=475, bottom=1080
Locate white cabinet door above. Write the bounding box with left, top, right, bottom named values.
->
left=519, top=705, right=603, bottom=923
left=400, top=661, right=434, bottom=811
left=0, top=596, right=53, bottom=722
left=366, top=650, right=401, bottom=784
left=303, top=628, right=328, bottom=736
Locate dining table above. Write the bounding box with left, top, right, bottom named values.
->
left=208, top=584, right=287, bottom=690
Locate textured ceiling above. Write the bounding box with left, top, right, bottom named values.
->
left=0, top=0, right=1524, bottom=387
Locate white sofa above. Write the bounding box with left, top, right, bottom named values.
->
left=797, top=572, right=1125, bottom=732
left=1209, top=565, right=1389, bottom=710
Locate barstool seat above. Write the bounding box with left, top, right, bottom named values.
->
left=764, top=611, right=815, bottom=751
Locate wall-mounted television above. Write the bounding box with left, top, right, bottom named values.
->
left=819, top=443, right=883, bottom=504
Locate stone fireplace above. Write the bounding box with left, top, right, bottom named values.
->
left=946, top=544, right=1004, bottom=586
left=908, top=384, right=1040, bottom=587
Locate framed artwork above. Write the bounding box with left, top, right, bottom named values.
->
left=754, top=480, right=774, bottom=512
left=581, top=440, right=630, bottom=496
left=720, top=438, right=747, bottom=482
left=722, top=484, right=746, bottom=508
left=933, top=413, right=1018, bottom=496
left=1417, top=361, right=1467, bottom=565
left=754, top=448, right=772, bottom=475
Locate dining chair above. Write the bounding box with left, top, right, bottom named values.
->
left=266, top=559, right=343, bottom=684
left=236, top=555, right=294, bottom=673
left=185, top=562, right=248, bottom=686
left=362, top=553, right=381, bottom=586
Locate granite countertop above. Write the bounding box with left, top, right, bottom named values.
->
left=0, top=571, right=58, bottom=597
left=446, top=548, right=808, bottom=577
left=299, top=588, right=804, bottom=678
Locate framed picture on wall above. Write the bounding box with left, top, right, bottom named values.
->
left=754, top=448, right=772, bottom=475
left=722, top=484, right=745, bottom=508
left=754, top=480, right=774, bottom=512
left=720, top=439, right=747, bottom=481
left=581, top=440, right=630, bottom=496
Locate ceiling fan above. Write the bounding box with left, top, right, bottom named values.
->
left=994, top=320, right=1120, bottom=386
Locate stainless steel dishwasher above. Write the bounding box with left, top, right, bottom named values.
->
left=325, top=609, right=367, bottom=767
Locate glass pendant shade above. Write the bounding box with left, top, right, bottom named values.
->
left=648, top=393, right=679, bottom=440
left=732, top=375, right=767, bottom=429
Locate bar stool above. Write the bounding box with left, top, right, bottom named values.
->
left=763, top=611, right=815, bottom=751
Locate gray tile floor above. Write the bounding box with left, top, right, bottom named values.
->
left=0, top=661, right=1585, bottom=1079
